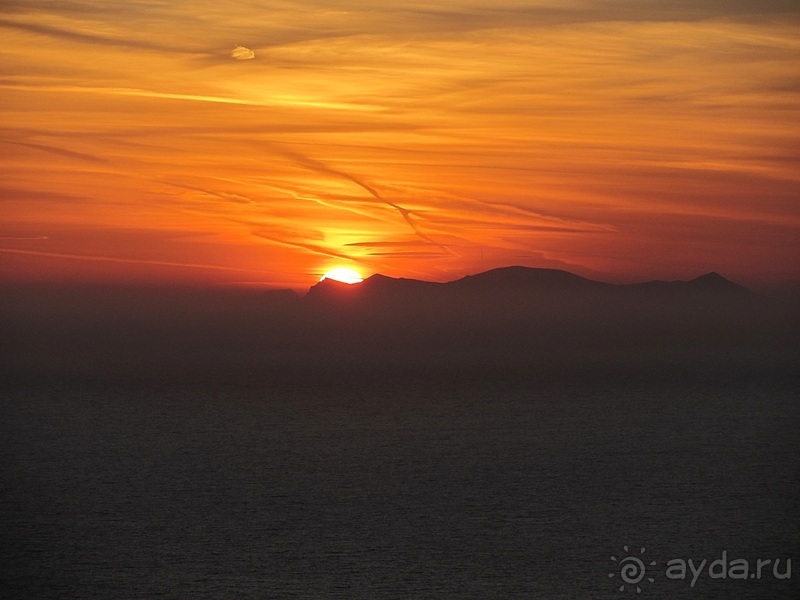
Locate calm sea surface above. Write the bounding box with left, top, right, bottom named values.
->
left=2, top=368, right=798, bottom=599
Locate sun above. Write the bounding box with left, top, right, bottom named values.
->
left=320, top=267, right=363, bottom=284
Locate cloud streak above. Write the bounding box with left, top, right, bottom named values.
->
left=0, top=1, right=798, bottom=287
left=0, top=247, right=268, bottom=273
left=0, top=17, right=175, bottom=52
left=1, top=139, right=107, bottom=163
left=251, top=230, right=362, bottom=263
left=270, top=145, right=456, bottom=254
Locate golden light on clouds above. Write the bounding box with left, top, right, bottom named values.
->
left=1, top=1, right=798, bottom=289
left=231, top=45, right=255, bottom=60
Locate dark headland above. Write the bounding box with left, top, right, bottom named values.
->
left=1, top=267, right=796, bottom=386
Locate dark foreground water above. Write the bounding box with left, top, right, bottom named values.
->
left=1, top=367, right=798, bottom=599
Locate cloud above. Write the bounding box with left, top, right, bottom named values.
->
left=346, top=240, right=438, bottom=247
left=231, top=45, right=255, bottom=60
left=268, top=145, right=454, bottom=254
left=0, top=17, right=172, bottom=52
left=1, top=1, right=798, bottom=287
left=0, top=247, right=265, bottom=273
left=0, top=140, right=107, bottom=163
left=251, top=230, right=360, bottom=262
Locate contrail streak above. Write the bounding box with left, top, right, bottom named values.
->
left=0, top=140, right=107, bottom=164
left=272, top=145, right=454, bottom=254
left=0, top=248, right=267, bottom=273
left=251, top=231, right=363, bottom=263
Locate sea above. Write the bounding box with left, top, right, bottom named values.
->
left=1, top=366, right=798, bottom=599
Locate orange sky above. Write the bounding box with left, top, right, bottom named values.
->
left=1, top=1, right=799, bottom=290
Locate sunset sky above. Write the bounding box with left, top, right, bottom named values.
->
left=1, top=0, right=798, bottom=290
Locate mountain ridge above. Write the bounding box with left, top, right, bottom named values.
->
left=4, top=266, right=793, bottom=383
left=302, top=266, right=750, bottom=304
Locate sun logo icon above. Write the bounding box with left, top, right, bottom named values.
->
left=609, top=546, right=656, bottom=593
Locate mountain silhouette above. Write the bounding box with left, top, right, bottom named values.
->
left=686, top=271, right=750, bottom=293
left=270, top=266, right=791, bottom=375
left=4, top=267, right=791, bottom=385
left=305, top=272, right=440, bottom=304
left=451, top=266, right=606, bottom=291
left=302, top=266, right=751, bottom=313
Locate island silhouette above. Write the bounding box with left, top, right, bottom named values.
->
left=3, top=266, right=794, bottom=386
left=301, top=266, right=750, bottom=308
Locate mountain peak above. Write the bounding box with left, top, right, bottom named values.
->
left=692, top=271, right=725, bottom=282
left=302, top=266, right=751, bottom=305
left=453, top=266, right=602, bottom=290
left=687, top=272, right=749, bottom=293
left=304, top=276, right=363, bottom=302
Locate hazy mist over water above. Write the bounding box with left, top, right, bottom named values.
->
left=1, top=271, right=797, bottom=382
left=1, top=276, right=798, bottom=598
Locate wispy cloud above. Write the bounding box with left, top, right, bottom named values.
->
left=1, top=139, right=106, bottom=163
left=251, top=230, right=362, bottom=263
left=231, top=45, right=255, bottom=60
left=269, top=145, right=455, bottom=254
left=0, top=0, right=798, bottom=287
left=0, top=17, right=175, bottom=52
left=0, top=247, right=268, bottom=273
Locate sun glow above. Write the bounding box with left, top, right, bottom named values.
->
left=0, top=2, right=797, bottom=289
left=320, top=268, right=364, bottom=284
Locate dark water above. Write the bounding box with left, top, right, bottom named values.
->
left=2, top=368, right=798, bottom=599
